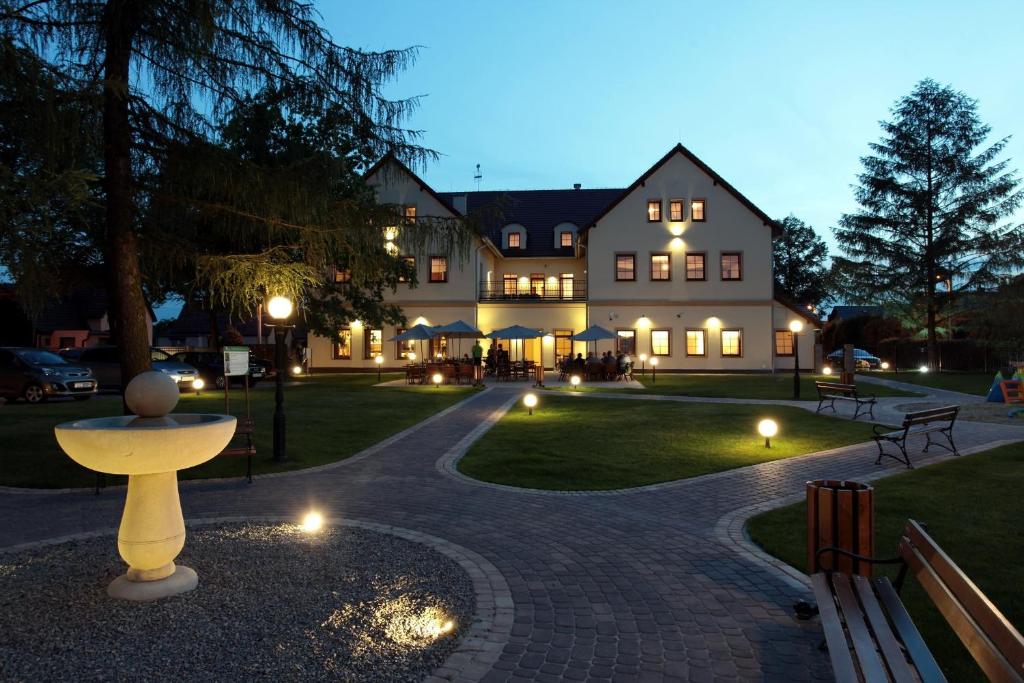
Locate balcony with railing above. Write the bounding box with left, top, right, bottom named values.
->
left=478, top=279, right=586, bottom=302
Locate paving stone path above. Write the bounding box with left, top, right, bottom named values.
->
left=2, top=382, right=1022, bottom=683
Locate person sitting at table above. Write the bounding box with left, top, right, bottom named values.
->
left=603, top=351, right=618, bottom=379
left=573, top=353, right=585, bottom=373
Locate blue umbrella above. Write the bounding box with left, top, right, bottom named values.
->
left=433, top=320, right=483, bottom=359
left=486, top=325, right=543, bottom=363
left=573, top=324, right=617, bottom=357
left=389, top=323, right=438, bottom=361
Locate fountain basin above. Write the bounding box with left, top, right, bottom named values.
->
left=55, top=414, right=236, bottom=475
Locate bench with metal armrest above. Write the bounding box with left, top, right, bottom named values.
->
left=872, top=406, right=959, bottom=469
left=816, top=381, right=877, bottom=420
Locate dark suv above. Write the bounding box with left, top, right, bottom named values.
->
left=0, top=347, right=98, bottom=403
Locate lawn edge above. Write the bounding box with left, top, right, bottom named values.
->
left=0, top=386, right=491, bottom=495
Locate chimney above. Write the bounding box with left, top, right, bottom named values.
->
left=451, top=194, right=467, bottom=215
left=573, top=183, right=582, bottom=190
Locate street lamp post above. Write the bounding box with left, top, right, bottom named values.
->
left=266, top=295, right=294, bottom=463
left=650, top=356, right=658, bottom=383
left=789, top=320, right=804, bottom=400
left=639, top=353, right=647, bottom=376
left=375, top=354, right=384, bottom=383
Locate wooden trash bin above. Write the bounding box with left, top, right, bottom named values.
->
left=534, top=363, right=545, bottom=386
left=806, top=479, right=874, bottom=576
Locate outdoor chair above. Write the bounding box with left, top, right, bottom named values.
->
left=457, top=364, right=474, bottom=385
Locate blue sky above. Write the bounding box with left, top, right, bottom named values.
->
left=158, top=1, right=1023, bottom=321
left=321, top=0, right=1024, bottom=245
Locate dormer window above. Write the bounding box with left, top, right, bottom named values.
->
left=508, top=232, right=521, bottom=249
left=501, top=223, right=527, bottom=250
left=647, top=200, right=661, bottom=222
left=560, top=231, right=573, bottom=248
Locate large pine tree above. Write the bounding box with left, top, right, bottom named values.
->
left=834, top=79, right=1023, bottom=368
left=0, top=1, right=448, bottom=387
left=773, top=215, right=830, bottom=310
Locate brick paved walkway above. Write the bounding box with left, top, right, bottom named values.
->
left=2, top=384, right=1022, bottom=682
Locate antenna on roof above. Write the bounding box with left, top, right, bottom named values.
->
left=474, top=163, right=482, bottom=191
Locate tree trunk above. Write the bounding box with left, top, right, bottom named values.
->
left=102, top=1, right=150, bottom=394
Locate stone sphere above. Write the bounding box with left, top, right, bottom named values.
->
left=125, top=371, right=180, bottom=418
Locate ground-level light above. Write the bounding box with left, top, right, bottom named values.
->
left=650, top=356, right=659, bottom=383
left=822, top=367, right=833, bottom=376
left=523, top=393, right=537, bottom=415
left=570, top=375, right=581, bottom=389
left=758, top=419, right=778, bottom=448
left=301, top=511, right=324, bottom=533
left=192, top=377, right=205, bottom=394
left=432, top=372, right=443, bottom=387
left=881, top=361, right=890, bottom=370
left=292, top=365, right=303, bottom=375
left=919, top=365, right=929, bottom=373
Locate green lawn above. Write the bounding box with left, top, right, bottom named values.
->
left=746, top=443, right=1024, bottom=683
left=0, top=374, right=471, bottom=488
left=865, top=370, right=1001, bottom=396
left=458, top=395, right=883, bottom=490
left=547, top=373, right=920, bottom=400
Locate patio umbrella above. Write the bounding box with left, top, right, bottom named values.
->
left=433, top=320, right=483, bottom=359
left=487, top=324, right=543, bottom=362
left=572, top=324, right=617, bottom=357
left=390, top=323, right=438, bottom=362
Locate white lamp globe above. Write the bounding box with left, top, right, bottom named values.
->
left=789, top=320, right=804, bottom=334
left=523, top=393, right=538, bottom=409
left=650, top=357, right=659, bottom=366
left=822, top=367, right=833, bottom=376
left=570, top=375, right=581, bottom=387
left=758, top=419, right=779, bottom=438
left=407, top=352, right=416, bottom=361
left=267, top=296, right=293, bottom=320
left=374, top=355, right=384, bottom=365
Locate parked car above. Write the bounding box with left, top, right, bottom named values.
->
left=61, top=346, right=200, bottom=390
left=171, top=351, right=266, bottom=389
left=827, top=348, right=882, bottom=370
left=0, top=347, right=98, bottom=403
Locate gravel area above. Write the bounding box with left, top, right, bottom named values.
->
left=0, top=523, right=475, bottom=682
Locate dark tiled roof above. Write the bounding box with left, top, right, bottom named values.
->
left=162, top=303, right=307, bottom=341
left=828, top=306, right=884, bottom=322
left=35, top=287, right=111, bottom=332
left=438, top=189, right=623, bottom=258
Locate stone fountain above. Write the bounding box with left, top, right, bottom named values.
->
left=55, top=371, right=236, bottom=601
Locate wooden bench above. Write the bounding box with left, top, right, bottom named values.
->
left=811, top=520, right=1024, bottom=683
left=219, top=417, right=256, bottom=483
left=872, top=406, right=959, bottom=469
left=816, top=381, right=877, bottom=420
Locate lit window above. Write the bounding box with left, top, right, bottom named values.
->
left=615, top=254, right=635, bottom=281
left=691, top=199, right=706, bottom=221
left=650, top=253, right=670, bottom=281
left=669, top=200, right=683, bottom=222
left=686, top=329, right=705, bottom=357
left=530, top=273, right=544, bottom=296
left=395, top=328, right=416, bottom=359
left=686, top=253, right=706, bottom=281
left=334, top=266, right=352, bottom=283
left=334, top=329, right=352, bottom=359
left=508, top=232, right=521, bottom=248
left=651, top=329, right=670, bottom=356
left=364, top=329, right=382, bottom=359
left=560, top=273, right=574, bottom=299
left=403, top=205, right=417, bottom=224
left=775, top=330, right=794, bottom=356
left=616, top=329, right=636, bottom=355
left=560, top=231, right=573, bottom=248
left=503, top=274, right=518, bottom=295
left=720, top=252, right=742, bottom=280
left=429, top=256, right=448, bottom=282
left=721, top=329, right=742, bottom=357
left=647, top=200, right=661, bottom=222
left=399, top=256, right=415, bottom=283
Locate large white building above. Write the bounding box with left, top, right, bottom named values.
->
left=308, top=144, right=819, bottom=372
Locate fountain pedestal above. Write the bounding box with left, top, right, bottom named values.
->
left=55, top=371, right=235, bottom=601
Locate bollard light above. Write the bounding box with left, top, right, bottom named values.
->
left=822, top=366, right=832, bottom=376
left=758, top=419, right=778, bottom=448
left=919, top=365, right=929, bottom=373
left=292, top=365, right=303, bottom=376
left=192, top=377, right=205, bottom=395
left=650, top=356, right=659, bottom=383
left=881, top=361, right=890, bottom=370
left=570, top=375, right=581, bottom=390
left=300, top=510, right=324, bottom=533
left=375, top=354, right=384, bottom=382
left=639, top=353, right=648, bottom=376
left=523, top=393, right=538, bottom=415
left=432, top=372, right=443, bottom=387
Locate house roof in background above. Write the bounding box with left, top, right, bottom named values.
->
left=34, top=287, right=112, bottom=332
left=160, top=303, right=306, bottom=342
left=438, top=188, right=623, bottom=258
left=828, top=305, right=884, bottom=322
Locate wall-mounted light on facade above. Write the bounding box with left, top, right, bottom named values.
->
left=669, top=225, right=684, bottom=237
left=637, top=316, right=651, bottom=329
left=670, top=237, right=684, bottom=250
left=706, top=316, right=721, bottom=329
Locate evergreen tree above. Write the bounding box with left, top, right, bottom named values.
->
left=772, top=215, right=830, bottom=309
left=1, top=1, right=454, bottom=387
left=833, top=78, right=1023, bottom=369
